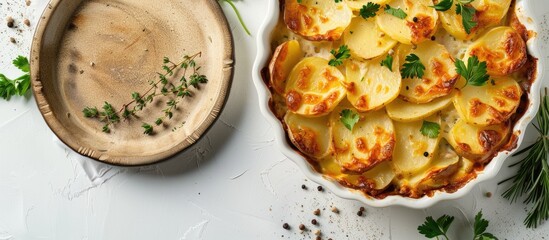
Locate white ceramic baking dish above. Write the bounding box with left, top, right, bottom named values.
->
left=252, top=0, right=544, bottom=208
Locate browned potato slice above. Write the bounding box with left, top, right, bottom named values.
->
left=465, top=27, right=527, bottom=76
left=376, top=0, right=439, bottom=45
left=269, top=40, right=304, bottom=94
left=285, top=112, right=332, bottom=159
left=447, top=119, right=511, bottom=161
left=453, top=76, right=522, bottom=126
left=397, top=141, right=461, bottom=197
left=284, top=0, right=352, bottom=41
left=398, top=41, right=459, bottom=103
left=344, top=54, right=401, bottom=112
left=285, top=57, right=347, bottom=116
left=331, top=107, right=395, bottom=173
left=341, top=162, right=396, bottom=194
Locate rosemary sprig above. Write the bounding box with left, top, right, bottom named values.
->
left=500, top=88, right=549, bottom=228
left=83, top=53, right=208, bottom=135
left=219, top=0, right=251, bottom=36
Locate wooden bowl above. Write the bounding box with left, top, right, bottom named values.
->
left=30, top=0, right=234, bottom=166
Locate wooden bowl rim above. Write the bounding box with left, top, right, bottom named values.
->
left=30, top=0, right=234, bottom=166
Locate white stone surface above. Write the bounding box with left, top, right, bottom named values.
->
left=0, top=0, right=548, bottom=239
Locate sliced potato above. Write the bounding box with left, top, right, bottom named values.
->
left=438, top=0, right=512, bottom=40
left=450, top=157, right=476, bottom=182
left=343, top=17, right=398, bottom=60
left=387, top=95, right=452, bottom=122
left=447, top=118, right=511, bottom=161
left=398, top=41, right=459, bottom=103
left=331, top=108, right=395, bottom=173
left=285, top=57, right=347, bottom=116
left=397, top=140, right=461, bottom=197
left=269, top=40, right=304, bottom=94
left=471, top=0, right=512, bottom=28
left=284, top=0, right=352, bottom=41
left=342, top=162, right=396, bottom=192
left=345, top=0, right=391, bottom=11
left=453, top=76, right=522, bottom=126
left=344, top=54, right=401, bottom=112
left=285, top=112, right=332, bottom=159
left=376, top=0, right=438, bottom=45
left=391, top=115, right=442, bottom=175
left=465, top=27, right=527, bottom=76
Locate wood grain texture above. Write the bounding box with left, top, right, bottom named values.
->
left=30, top=0, right=234, bottom=166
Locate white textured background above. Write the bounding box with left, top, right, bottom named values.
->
left=1, top=0, right=549, bottom=239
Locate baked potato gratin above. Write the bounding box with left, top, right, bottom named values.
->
left=264, top=0, right=537, bottom=198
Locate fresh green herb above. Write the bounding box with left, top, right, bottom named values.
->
left=401, top=54, right=425, bottom=79
left=418, top=211, right=498, bottom=240
left=340, top=109, right=360, bottom=131
left=418, top=215, right=454, bottom=240
left=142, top=123, right=153, bottom=135
left=334, top=0, right=342, bottom=2
left=420, top=121, right=440, bottom=138
left=430, top=0, right=453, bottom=11
left=456, top=2, right=477, bottom=34
left=83, top=52, right=208, bottom=135
left=380, top=54, right=393, bottom=71
left=384, top=5, right=407, bottom=19
left=455, top=55, right=489, bottom=88
left=359, top=2, right=380, bottom=19
left=500, top=89, right=549, bottom=228
left=219, top=0, right=251, bottom=36
left=329, top=45, right=351, bottom=67
left=430, top=0, right=477, bottom=34
left=473, top=211, right=498, bottom=240
left=297, top=0, right=302, bottom=3
left=0, top=56, right=31, bottom=100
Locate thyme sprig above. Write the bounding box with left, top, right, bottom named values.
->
left=500, top=88, right=549, bottom=228
left=83, top=52, right=208, bottom=135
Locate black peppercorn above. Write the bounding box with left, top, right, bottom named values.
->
left=424, top=152, right=429, bottom=157
left=413, top=17, right=418, bottom=22
left=357, top=211, right=363, bottom=216
left=311, top=219, right=318, bottom=225
left=317, top=186, right=323, bottom=192
left=283, top=223, right=290, bottom=230
left=301, top=184, right=307, bottom=190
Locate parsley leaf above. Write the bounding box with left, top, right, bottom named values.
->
left=420, top=121, right=441, bottom=138
left=384, top=5, right=407, bottom=19
left=380, top=54, right=393, bottom=71
left=401, top=54, right=425, bottom=79
left=13, top=56, right=30, bottom=73
left=456, top=3, right=477, bottom=34
left=0, top=56, right=31, bottom=100
left=334, top=0, right=342, bottom=2
left=474, top=211, right=498, bottom=240
left=360, top=2, right=380, bottom=19
left=431, top=0, right=453, bottom=11
left=455, top=55, right=489, bottom=88
left=329, top=45, right=351, bottom=67
left=340, top=109, right=360, bottom=131
left=418, top=215, right=454, bottom=239
left=297, top=0, right=302, bottom=3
